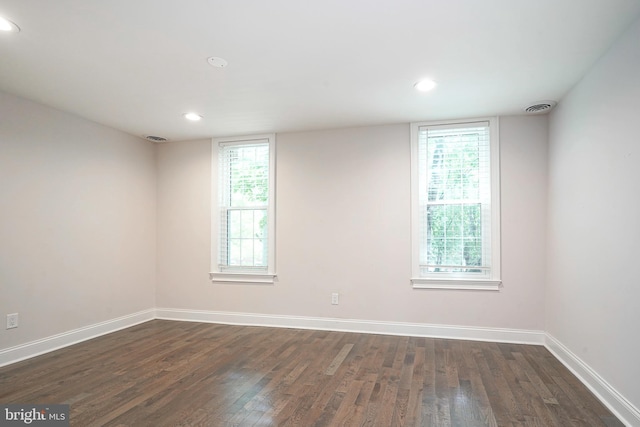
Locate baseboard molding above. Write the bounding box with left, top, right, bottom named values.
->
left=545, top=333, right=640, bottom=427
left=0, top=309, right=155, bottom=368
left=155, top=308, right=546, bottom=345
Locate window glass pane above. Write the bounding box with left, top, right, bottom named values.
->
left=241, top=239, right=254, bottom=266
left=426, top=204, right=483, bottom=270
left=427, top=129, right=483, bottom=202
left=240, top=210, right=254, bottom=239
left=254, top=209, right=267, bottom=239
left=462, top=204, right=482, bottom=267
left=227, top=145, right=269, bottom=208
left=228, top=209, right=241, bottom=239
left=253, top=238, right=266, bottom=267
left=229, top=238, right=241, bottom=266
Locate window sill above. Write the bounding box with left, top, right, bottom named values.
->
left=411, top=278, right=501, bottom=291
left=210, top=272, right=277, bottom=285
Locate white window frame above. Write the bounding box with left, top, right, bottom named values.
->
left=410, top=118, right=501, bottom=290
left=210, top=134, right=276, bottom=284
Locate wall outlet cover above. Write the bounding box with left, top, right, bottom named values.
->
left=6, top=313, right=18, bottom=329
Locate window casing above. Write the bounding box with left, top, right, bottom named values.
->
left=410, top=119, right=501, bottom=290
left=211, top=134, right=276, bottom=284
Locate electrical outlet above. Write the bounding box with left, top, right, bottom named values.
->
left=331, top=293, right=339, bottom=305
left=6, top=313, right=18, bottom=329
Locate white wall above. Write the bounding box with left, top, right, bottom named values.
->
left=547, top=15, right=640, bottom=411
left=157, top=116, right=548, bottom=331
left=0, top=91, right=157, bottom=350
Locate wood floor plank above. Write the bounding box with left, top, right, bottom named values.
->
left=0, top=320, right=625, bottom=426
left=324, top=343, right=354, bottom=376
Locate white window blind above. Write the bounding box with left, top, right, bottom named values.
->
left=411, top=119, right=500, bottom=288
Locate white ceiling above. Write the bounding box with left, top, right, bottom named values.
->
left=1, top=0, right=639, bottom=142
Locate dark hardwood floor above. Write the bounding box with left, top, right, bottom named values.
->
left=0, top=320, right=623, bottom=426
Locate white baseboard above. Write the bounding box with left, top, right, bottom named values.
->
left=0, top=309, right=155, bottom=367
left=155, top=307, right=546, bottom=345
left=545, top=334, right=640, bottom=427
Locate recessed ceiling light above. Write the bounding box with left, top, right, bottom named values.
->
left=207, top=57, right=228, bottom=68
left=0, top=16, right=20, bottom=33
left=183, top=112, right=203, bottom=121
left=414, top=79, right=437, bottom=92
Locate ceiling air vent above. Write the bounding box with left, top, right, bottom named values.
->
left=524, top=101, right=557, bottom=114
left=145, top=135, right=168, bottom=143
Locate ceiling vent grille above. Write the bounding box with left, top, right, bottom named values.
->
left=524, top=101, right=557, bottom=114
left=145, top=135, right=168, bottom=143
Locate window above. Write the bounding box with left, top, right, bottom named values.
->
left=410, top=119, right=500, bottom=290
left=210, top=134, right=276, bottom=284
